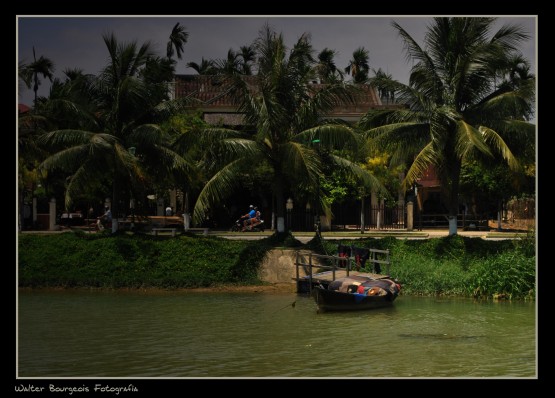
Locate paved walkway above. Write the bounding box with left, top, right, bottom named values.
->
left=19, top=227, right=529, bottom=241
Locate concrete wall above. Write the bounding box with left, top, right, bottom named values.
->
left=258, top=249, right=298, bottom=284
left=257, top=249, right=325, bottom=284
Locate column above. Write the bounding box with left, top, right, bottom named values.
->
left=407, top=201, right=414, bottom=231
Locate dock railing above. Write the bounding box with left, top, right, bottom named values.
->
left=294, top=249, right=390, bottom=293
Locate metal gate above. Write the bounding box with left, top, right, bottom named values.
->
left=331, top=201, right=406, bottom=230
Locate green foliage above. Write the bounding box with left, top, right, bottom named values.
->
left=303, top=235, right=534, bottom=298
left=18, top=233, right=535, bottom=300
left=18, top=232, right=256, bottom=288
left=467, top=251, right=535, bottom=300
left=362, top=153, right=403, bottom=205
left=361, top=18, right=535, bottom=219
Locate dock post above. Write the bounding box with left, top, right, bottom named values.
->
left=308, top=253, right=313, bottom=293
left=295, top=252, right=300, bottom=292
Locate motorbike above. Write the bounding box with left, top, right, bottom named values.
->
left=231, top=215, right=265, bottom=232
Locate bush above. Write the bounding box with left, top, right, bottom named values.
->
left=18, top=232, right=536, bottom=298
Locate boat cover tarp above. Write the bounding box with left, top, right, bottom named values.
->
left=328, top=276, right=400, bottom=296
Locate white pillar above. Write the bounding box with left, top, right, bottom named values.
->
left=370, top=191, right=378, bottom=225
left=49, top=198, right=56, bottom=231
left=407, top=201, right=414, bottom=231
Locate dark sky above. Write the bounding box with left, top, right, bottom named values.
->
left=17, top=16, right=536, bottom=106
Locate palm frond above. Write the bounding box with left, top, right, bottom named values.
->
left=403, top=142, right=438, bottom=190
left=280, top=141, right=320, bottom=185
left=39, top=130, right=114, bottom=149
left=295, top=124, right=359, bottom=151
left=64, top=162, right=101, bottom=209
left=455, top=120, right=492, bottom=159
left=330, top=154, right=385, bottom=194
left=367, top=121, right=430, bottom=168
left=480, top=126, right=520, bottom=171
left=193, top=159, right=249, bottom=224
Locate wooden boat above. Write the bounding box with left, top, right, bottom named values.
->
left=312, top=275, right=401, bottom=312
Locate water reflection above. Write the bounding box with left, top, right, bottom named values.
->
left=17, top=290, right=536, bottom=378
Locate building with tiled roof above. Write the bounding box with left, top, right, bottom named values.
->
left=18, top=103, right=31, bottom=114
left=173, top=75, right=403, bottom=125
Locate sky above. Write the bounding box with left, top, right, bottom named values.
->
left=16, top=15, right=537, bottom=107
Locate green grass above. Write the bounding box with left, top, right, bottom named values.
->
left=308, top=234, right=536, bottom=299
left=18, top=231, right=536, bottom=299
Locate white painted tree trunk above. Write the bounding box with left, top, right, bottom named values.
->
left=277, top=216, right=285, bottom=233
left=112, top=218, right=118, bottom=234
left=448, top=216, right=458, bottom=236
left=183, top=213, right=190, bottom=231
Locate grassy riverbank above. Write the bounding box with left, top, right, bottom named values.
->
left=18, top=231, right=535, bottom=299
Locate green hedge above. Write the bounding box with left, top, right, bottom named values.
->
left=309, top=234, right=535, bottom=299
left=18, top=232, right=268, bottom=289
left=18, top=232, right=536, bottom=299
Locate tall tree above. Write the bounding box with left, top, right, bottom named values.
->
left=166, top=22, right=189, bottom=60
left=39, top=33, right=194, bottom=232
left=191, top=24, right=383, bottom=233
left=359, top=17, right=535, bottom=235
left=345, top=47, right=369, bottom=83
left=214, top=49, right=241, bottom=74
left=369, top=68, right=395, bottom=103
left=187, top=58, right=217, bottom=75
left=20, top=47, right=55, bottom=106
left=315, top=48, right=344, bottom=83
left=238, top=45, right=256, bottom=75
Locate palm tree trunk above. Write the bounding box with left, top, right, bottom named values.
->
left=183, top=191, right=190, bottom=231
left=274, top=176, right=285, bottom=233
left=111, top=179, right=118, bottom=234
left=447, top=162, right=462, bottom=236
left=360, top=195, right=365, bottom=233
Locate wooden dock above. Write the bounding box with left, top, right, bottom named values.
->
left=294, top=250, right=392, bottom=293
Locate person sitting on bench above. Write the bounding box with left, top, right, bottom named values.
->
left=97, top=206, right=112, bottom=230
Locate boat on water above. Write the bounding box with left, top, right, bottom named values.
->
left=312, top=275, right=401, bottom=312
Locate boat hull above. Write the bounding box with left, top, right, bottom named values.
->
left=313, top=286, right=397, bottom=312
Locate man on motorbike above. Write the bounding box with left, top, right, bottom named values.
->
left=241, top=205, right=256, bottom=231
left=249, top=207, right=262, bottom=229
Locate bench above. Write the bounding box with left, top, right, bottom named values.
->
left=152, top=228, right=177, bottom=237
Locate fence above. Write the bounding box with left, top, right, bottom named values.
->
left=331, top=204, right=406, bottom=230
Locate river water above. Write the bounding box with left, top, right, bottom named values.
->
left=17, top=289, right=536, bottom=378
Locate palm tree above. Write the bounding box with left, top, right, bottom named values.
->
left=192, top=24, right=383, bottom=233
left=369, top=68, right=395, bottom=104
left=359, top=17, right=535, bottom=235
left=20, top=47, right=55, bottom=107
left=186, top=58, right=217, bottom=75
left=315, top=48, right=343, bottom=83
left=345, top=47, right=369, bottom=83
left=238, top=45, right=256, bottom=75
left=39, top=33, right=194, bottom=233
left=167, top=22, right=189, bottom=60
left=214, top=49, right=241, bottom=74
